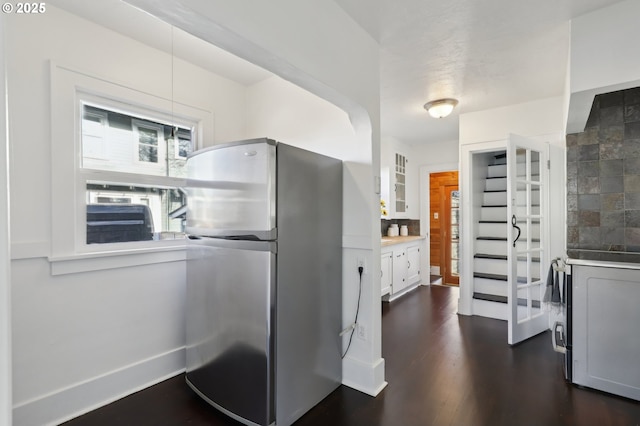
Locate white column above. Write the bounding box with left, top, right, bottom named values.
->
left=0, top=11, right=13, bottom=426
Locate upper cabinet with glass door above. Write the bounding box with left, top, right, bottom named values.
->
left=395, top=153, right=407, bottom=215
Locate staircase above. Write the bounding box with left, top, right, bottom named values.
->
left=471, top=153, right=509, bottom=319
left=471, top=153, right=542, bottom=320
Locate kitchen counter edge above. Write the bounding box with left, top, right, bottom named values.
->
left=381, top=235, right=425, bottom=247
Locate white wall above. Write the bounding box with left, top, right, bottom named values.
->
left=125, top=0, right=386, bottom=396
left=570, top=0, right=640, bottom=95
left=567, top=0, right=640, bottom=133
left=0, top=12, right=12, bottom=426
left=413, top=139, right=459, bottom=167
left=245, top=76, right=362, bottom=162
left=6, top=6, right=249, bottom=425
left=460, top=97, right=565, bottom=146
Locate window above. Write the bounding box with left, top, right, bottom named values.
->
left=50, top=63, right=211, bottom=270
left=80, top=102, right=193, bottom=244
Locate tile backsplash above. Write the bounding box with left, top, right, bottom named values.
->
left=567, top=86, right=640, bottom=259
left=381, top=219, right=420, bottom=236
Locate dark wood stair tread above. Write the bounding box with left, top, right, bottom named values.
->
left=473, top=272, right=540, bottom=282
left=474, top=253, right=540, bottom=262
left=473, top=292, right=541, bottom=308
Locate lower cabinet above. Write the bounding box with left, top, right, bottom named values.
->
left=407, top=244, right=421, bottom=286
left=381, top=251, right=393, bottom=296
left=381, top=241, right=422, bottom=299
left=392, top=248, right=408, bottom=294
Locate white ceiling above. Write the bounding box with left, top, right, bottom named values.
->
left=335, top=0, right=626, bottom=145
left=50, top=0, right=625, bottom=147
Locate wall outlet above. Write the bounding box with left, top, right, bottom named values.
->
left=357, top=257, right=366, bottom=273
left=356, top=323, right=366, bottom=341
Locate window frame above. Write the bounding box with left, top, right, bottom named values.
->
left=50, top=62, right=212, bottom=273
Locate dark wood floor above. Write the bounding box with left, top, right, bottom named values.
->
left=63, top=285, right=640, bottom=426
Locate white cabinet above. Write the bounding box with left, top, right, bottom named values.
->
left=407, top=244, right=421, bottom=285
left=392, top=248, right=408, bottom=293
left=381, top=240, right=422, bottom=300
left=381, top=251, right=393, bottom=296
left=381, top=137, right=417, bottom=219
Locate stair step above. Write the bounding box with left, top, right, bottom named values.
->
left=473, top=293, right=542, bottom=308
left=487, top=164, right=507, bottom=178
left=474, top=272, right=507, bottom=281
left=483, top=191, right=508, bottom=205
left=474, top=292, right=507, bottom=303
left=474, top=256, right=541, bottom=276
left=478, top=222, right=507, bottom=238
left=473, top=272, right=540, bottom=282
left=475, top=238, right=508, bottom=256
left=474, top=276, right=507, bottom=297
left=474, top=254, right=507, bottom=260
left=485, top=177, right=507, bottom=192
left=474, top=253, right=541, bottom=262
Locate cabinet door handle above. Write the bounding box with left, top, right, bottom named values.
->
left=407, top=261, right=411, bottom=269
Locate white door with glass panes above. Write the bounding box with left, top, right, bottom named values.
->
left=507, top=134, right=549, bottom=345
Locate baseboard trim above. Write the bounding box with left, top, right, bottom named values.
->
left=13, top=347, right=186, bottom=426
left=342, top=356, right=387, bottom=397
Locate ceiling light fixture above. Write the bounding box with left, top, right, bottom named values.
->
left=423, top=98, right=459, bottom=119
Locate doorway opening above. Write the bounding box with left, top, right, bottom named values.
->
left=429, top=171, right=459, bottom=286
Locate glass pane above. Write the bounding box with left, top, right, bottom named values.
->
left=517, top=287, right=529, bottom=322
left=86, top=182, right=186, bottom=244
left=138, top=145, right=158, bottom=163
left=451, top=259, right=459, bottom=276
left=138, top=127, right=158, bottom=146
left=531, top=150, right=540, bottom=182
left=516, top=148, right=527, bottom=180
left=81, top=104, right=193, bottom=178
left=516, top=255, right=528, bottom=287
left=515, top=181, right=528, bottom=219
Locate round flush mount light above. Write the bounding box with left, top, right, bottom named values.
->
left=423, top=98, right=459, bottom=119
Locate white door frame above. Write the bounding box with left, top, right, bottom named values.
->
left=1, top=12, right=12, bottom=426
left=419, top=162, right=458, bottom=287
left=458, top=139, right=508, bottom=316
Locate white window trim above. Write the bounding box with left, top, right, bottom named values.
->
left=131, top=118, right=166, bottom=168
left=50, top=62, right=212, bottom=274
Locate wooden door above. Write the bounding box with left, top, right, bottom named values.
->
left=442, top=184, right=460, bottom=285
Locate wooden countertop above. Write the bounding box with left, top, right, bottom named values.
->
left=381, top=235, right=425, bottom=247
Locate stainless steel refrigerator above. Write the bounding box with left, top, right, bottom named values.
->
left=185, top=138, right=342, bottom=426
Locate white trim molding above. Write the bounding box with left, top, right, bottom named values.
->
left=12, top=347, right=185, bottom=426
left=341, top=356, right=387, bottom=397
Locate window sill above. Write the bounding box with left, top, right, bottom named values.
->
left=48, top=243, right=187, bottom=276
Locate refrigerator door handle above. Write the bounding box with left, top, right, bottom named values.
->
left=189, top=236, right=277, bottom=253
